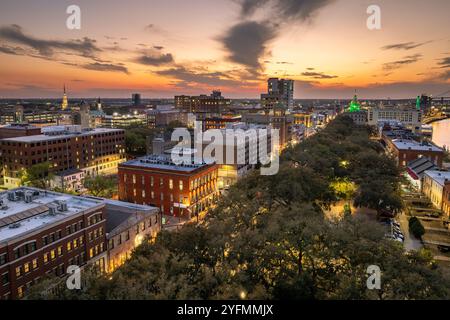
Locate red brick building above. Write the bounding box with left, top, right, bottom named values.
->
left=384, top=138, right=444, bottom=168
left=0, top=188, right=107, bottom=300
left=118, top=155, right=219, bottom=219
left=0, top=126, right=126, bottom=188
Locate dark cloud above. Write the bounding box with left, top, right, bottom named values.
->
left=0, top=24, right=101, bottom=57
left=135, top=53, right=174, bottom=66
left=437, top=56, right=450, bottom=68
left=381, top=41, right=432, bottom=51
left=155, top=66, right=245, bottom=87
left=240, top=0, right=334, bottom=21
left=82, top=62, right=129, bottom=74
left=153, top=46, right=164, bottom=50
left=0, top=44, right=21, bottom=55
left=220, top=21, right=277, bottom=69
left=301, top=71, right=338, bottom=79
left=383, top=54, right=422, bottom=71
left=221, top=0, right=334, bottom=70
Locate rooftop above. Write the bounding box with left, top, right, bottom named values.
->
left=0, top=187, right=104, bottom=243
left=424, top=170, right=450, bottom=186
left=1, top=127, right=123, bottom=143
left=391, top=139, right=443, bottom=152
left=120, top=154, right=214, bottom=173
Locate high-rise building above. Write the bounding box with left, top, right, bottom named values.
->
left=61, top=85, right=68, bottom=110
left=132, top=93, right=142, bottom=106
left=261, top=78, right=294, bottom=111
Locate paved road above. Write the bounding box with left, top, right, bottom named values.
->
left=398, top=211, right=423, bottom=251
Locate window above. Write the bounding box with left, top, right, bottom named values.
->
left=0, top=254, right=7, bottom=266
left=57, top=246, right=63, bottom=256
left=1, top=272, right=9, bottom=286
left=179, top=180, right=184, bottom=191
left=32, top=259, right=38, bottom=270
left=67, top=242, right=72, bottom=252
left=43, top=253, right=49, bottom=264
left=17, top=286, right=24, bottom=299
left=169, top=179, right=173, bottom=189
left=24, top=263, right=30, bottom=273
left=16, top=266, right=22, bottom=277
left=50, top=250, right=56, bottom=260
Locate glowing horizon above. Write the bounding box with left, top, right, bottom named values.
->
left=0, top=0, right=449, bottom=100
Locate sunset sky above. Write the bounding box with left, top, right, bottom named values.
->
left=0, top=0, right=449, bottom=99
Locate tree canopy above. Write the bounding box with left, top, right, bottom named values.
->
left=28, top=116, right=450, bottom=300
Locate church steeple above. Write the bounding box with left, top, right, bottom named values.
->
left=61, top=84, right=68, bottom=110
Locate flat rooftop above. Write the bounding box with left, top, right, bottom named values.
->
left=1, top=127, right=123, bottom=143
left=424, top=170, right=450, bottom=187
left=0, top=187, right=104, bottom=243
left=120, top=154, right=213, bottom=173
left=391, top=139, right=443, bottom=152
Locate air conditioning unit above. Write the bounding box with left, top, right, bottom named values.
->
left=48, top=204, right=58, bottom=215
left=58, top=200, right=68, bottom=212
left=9, top=223, right=21, bottom=229
left=24, top=191, right=34, bottom=203
left=7, top=191, right=18, bottom=201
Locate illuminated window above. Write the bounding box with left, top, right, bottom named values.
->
left=16, top=266, right=22, bottom=277
left=24, top=263, right=30, bottom=273
left=43, top=253, right=49, bottom=264
left=50, top=250, right=56, bottom=260
left=179, top=180, right=183, bottom=191
left=169, top=179, right=173, bottom=189
left=57, top=246, right=62, bottom=256
left=32, top=259, right=38, bottom=269
left=67, top=242, right=72, bottom=252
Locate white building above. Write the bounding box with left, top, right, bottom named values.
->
left=422, top=170, right=450, bottom=209
left=368, top=107, right=422, bottom=132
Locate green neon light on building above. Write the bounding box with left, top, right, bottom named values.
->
left=348, top=94, right=361, bottom=112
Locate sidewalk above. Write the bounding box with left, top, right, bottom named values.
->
left=398, top=211, right=423, bottom=251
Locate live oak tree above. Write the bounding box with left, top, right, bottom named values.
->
left=28, top=116, right=450, bottom=300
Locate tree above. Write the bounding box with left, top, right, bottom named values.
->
left=19, top=162, right=54, bottom=189
left=409, top=216, right=426, bottom=239
left=83, top=175, right=116, bottom=198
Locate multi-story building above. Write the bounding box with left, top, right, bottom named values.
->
left=344, top=110, right=368, bottom=125
left=367, top=106, right=422, bottom=133
left=100, top=113, right=147, bottom=128
left=118, top=155, right=219, bottom=219
left=384, top=138, right=444, bottom=168
left=292, top=112, right=313, bottom=128
left=422, top=171, right=450, bottom=210
left=442, top=183, right=450, bottom=220
left=261, top=78, right=294, bottom=110
left=0, top=123, right=41, bottom=139
left=103, top=199, right=160, bottom=273
left=174, top=91, right=231, bottom=114
left=203, top=115, right=242, bottom=130
left=132, top=93, right=142, bottom=106
left=0, top=187, right=160, bottom=300
left=0, top=125, right=126, bottom=188
left=0, top=188, right=108, bottom=300
left=146, top=107, right=191, bottom=129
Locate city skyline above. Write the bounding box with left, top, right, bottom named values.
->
left=0, top=0, right=449, bottom=99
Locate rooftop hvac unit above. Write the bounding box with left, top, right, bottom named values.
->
left=48, top=204, right=58, bottom=215
left=58, top=200, right=68, bottom=212
left=24, top=191, right=34, bottom=203
left=7, top=191, right=18, bottom=201
left=9, top=223, right=21, bottom=229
